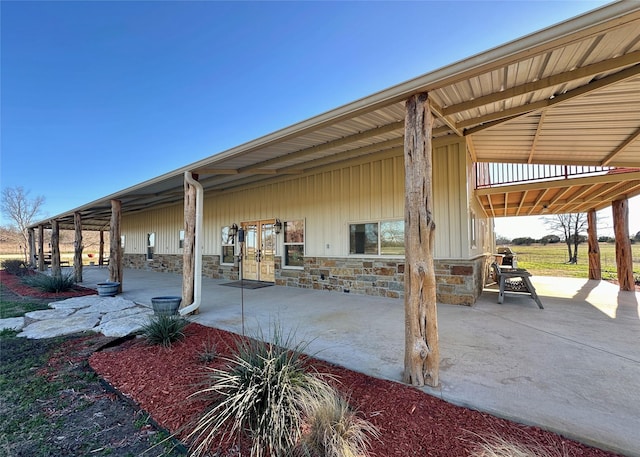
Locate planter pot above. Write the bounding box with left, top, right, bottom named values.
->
left=97, top=282, right=120, bottom=297
left=151, top=296, right=182, bottom=316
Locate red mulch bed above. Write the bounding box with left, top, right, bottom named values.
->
left=89, top=324, right=621, bottom=457
left=0, top=270, right=96, bottom=299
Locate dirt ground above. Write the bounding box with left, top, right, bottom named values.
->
left=0, top=287, right=186, bottom=457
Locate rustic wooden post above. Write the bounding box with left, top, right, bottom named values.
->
left=182, top=174, right=197, bottom=310
left=37, top=225, right=45, bottom=271
left=51, top=219, right=61, bottom=279
left=587, top=209, right=601, bottom=280
left=403, top=92, right=439, bottom=387
left=108, top=199, right=123, bottom=292
left=99, top=230, right=105, bottom=266
left=73, top=212, right=83, bottom=283
left=612, top=199, right=634, bottom=291
left=28, top=228, right=36, bottom=268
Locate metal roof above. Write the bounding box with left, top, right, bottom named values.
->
left=33, top=1, right=640, bottom=230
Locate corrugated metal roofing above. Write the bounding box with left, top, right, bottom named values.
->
left=34, top=1, right=640, bottom=229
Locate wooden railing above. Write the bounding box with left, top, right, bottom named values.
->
left=475, top=163, right=616, bottom=188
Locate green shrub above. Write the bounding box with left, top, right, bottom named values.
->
left=141, top=315, right=189, bottom=348
left=296, top=387, right=379, bottom=457
left=1, top=259, right=27, bottom=276
left=21, top=272, right=76, bottom=292
left=186, top=326, right=332, bottom=457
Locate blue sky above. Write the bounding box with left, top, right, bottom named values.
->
left=3, top=0, right=635, bottom=238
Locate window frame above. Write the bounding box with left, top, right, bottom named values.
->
left=282, top=219, right=305, bottom=269
left=220, top=225, right=236, bottom=265
left=146, top=232, right=155, bottom=261
left=348, top=219, right=405, bottom=257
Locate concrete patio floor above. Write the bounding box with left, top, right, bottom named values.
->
left=80, top=267, right=640, bottom=456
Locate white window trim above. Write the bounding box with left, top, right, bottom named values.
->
left=347, top=219, right=405, bottom=257
left=282, top=219, right=305, bottom=269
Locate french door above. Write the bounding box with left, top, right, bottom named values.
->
left=241, top=220, right=276, bottom=282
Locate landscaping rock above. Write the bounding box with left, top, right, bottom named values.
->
left=18, top=315, right=101, bottom=339
left=0, top=317, right=24, bottom=331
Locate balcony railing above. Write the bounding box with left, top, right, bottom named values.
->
left=475, top=163, right=617, bottom=189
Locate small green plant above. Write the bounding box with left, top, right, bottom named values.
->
left=197, top=337, right=217, bottom=363
left=296, top=387, right=379, bottom=457
left=21, top=272, right=76, bottom=293
left=1, top=259, right=28, bottom=276
left=186, top=325, right=332, bottom=457
left=141, top=315, right=189, bottom=348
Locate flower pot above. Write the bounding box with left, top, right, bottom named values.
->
left=151, top=296, right=182, bottom=316
left=97, top=282, right=120, bottom=297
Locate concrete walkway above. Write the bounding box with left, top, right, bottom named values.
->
left=11, top=267, right=640, bottom=456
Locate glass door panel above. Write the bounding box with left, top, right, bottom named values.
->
left=240, top=220, right=275, bottom=282
left=242, top=223, right=259, bottom=281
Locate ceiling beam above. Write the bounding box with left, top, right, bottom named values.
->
left=601, top=126, right=640, bottom=166
left=443, top=51, right=640, bottom=116
left=527, top=188, right=550, bottom=216
left=515, top=190, right=528, bottom=216
left=528, top=111, right=547, bottom=164
left=429, top=100, right=463, bottom=136
left=461, top=64, right=640, bottom=134
left=236, top=121, right=404, bottom=173
left=193, top=168, right=239, bottom=175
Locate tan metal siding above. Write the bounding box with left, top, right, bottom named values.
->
left=433, top=140, right=469, bottom=258
left=122, top=145, right=475, bottom=260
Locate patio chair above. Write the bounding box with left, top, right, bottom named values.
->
left=490, top=262, right=544, bottom=309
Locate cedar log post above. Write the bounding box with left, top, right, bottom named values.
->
left=99, top=230, right=105, bottom=266
left=403, top=92, right=439, bottom=387
left=108, top=199, right=123, bottom=292
left=28, top=228, right=36, bottom=268
left=51, top=219, right=61, bottom=279
left=74, top=212, right=83, bottom=283
left=587, top=209, right=601, bottom=280
left=182, top=173, right=197, bottom=310
left=612, top=199, right=634, bottom=291
left=37, top=225, right=45, bottom=271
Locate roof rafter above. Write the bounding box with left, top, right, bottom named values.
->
left=601, top=126, right=640, bottom=166
left=461, top=63, right=640, bottom=134
left=236, top=121, right=404, bottom=173
left=443, top=50, right=640, bottom=116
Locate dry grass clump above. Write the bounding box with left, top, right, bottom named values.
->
left=295, top=387, right=379, bottom=457
left=467, top=432, right=570, bottom=457
left=185, top=325, right=378, bottom=457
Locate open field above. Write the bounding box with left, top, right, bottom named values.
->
left=506, top=242, right=640, bottom=279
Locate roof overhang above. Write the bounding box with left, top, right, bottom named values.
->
left=31, top=1, right=640, bottom=230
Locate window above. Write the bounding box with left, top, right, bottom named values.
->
left=221, top=226, right=235, bottom=264
left=283, top=220, right=304, bottom=267
left=350, top=220, right=404, bottom=255
left=179, top=230, right=185, bottom=249
left=146, top=232, right=155, bottom=260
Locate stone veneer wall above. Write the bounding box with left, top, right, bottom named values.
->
left=276, top=255, right=488, bottom=305
left=124, top=253, right=241, bottom=280
left=123, top=254, right=488, bottom=305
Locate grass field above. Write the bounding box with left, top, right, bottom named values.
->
left=506, top=242, right=640, bottom=280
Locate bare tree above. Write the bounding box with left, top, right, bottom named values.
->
left=542, top=213, right=588, bottom=264
left=1, top=186, right=45, bottom=262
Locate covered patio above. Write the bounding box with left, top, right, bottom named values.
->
left=80, top=266, right=640, bottom=456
